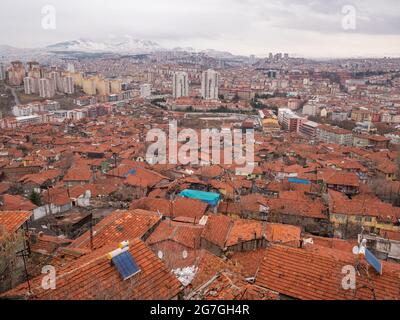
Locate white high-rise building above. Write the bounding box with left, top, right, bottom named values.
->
left=201, top=69, right=219, bottom=100
left=63, top=76, right=74, bottom=94
left=172, top=72, right=189, bottom=99
left=24, top=77, right=35, bottom=94
left=39, top=78, right=55, bottom=98
left=67, top=63, right=75, bottom=73
left=140, top=84, right=151, bottom=98
left=0, top=64, right=6, bottom=81
left=50, top=71, right=63, bottom=92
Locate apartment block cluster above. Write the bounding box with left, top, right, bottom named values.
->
left=1, top=100, right=114, bottom=129
left=276, top=108, right=389, bottom=148
left=11, top=62, right=73, bottom=98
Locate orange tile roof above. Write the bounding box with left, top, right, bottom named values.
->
left=130, top=197, right=172, bottom=216
left=0, top=194, right=37, bottom=212
left=63, top=165, right=92, bottom=182
left=70, top=209, right=161, bottom=250
left=202, top=215, right=300, bottom=249
left=30, top=234, right=73, bottom=255
left=0, top=211, right=32, bottom=236
left=230, top=249, right=266, bottom=278
left=42, top=187, right=71, bottom=206
left=124, top=167, right=169, bottom=188
left=190, top=249, right=241, bottom=290
left=19, top=169, right=62, bottom=185
left=226, top=219, right=265, bottom=247
left=173, top=197, right=208, bottom=223
left=146, top=220, right=204, bottom=249
left=2, top=239, right=182, bottom=300
left=322, top=170, right=360, bottom=187
left=256, top=245, right=400, bottom=300
left=201, top=215, right=232, bottom=248
left=265, top=223, right=301, bottom=246
left=266, top=197, right=327, bottom=219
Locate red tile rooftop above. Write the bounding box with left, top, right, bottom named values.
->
left=0, top=194, right=37, bottom=212
left=70, top=209, right=162, bottom=250
left=0, top=211, right=32, bottom=237
left=1, top=238, right=182, bottom=300
left=256, top=244, right=400, bottom=300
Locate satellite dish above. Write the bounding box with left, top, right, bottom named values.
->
left=157, top=250, right=163, bottom=259
left=352, top=246, right=360, bottom=255
left=182, top=250, right=188, bottom=259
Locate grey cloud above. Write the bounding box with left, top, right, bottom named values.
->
left=0, top=0, right=399, bottom=57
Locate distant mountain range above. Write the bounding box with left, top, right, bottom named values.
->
left=46, top=37, right=163, bottom=54
left=0, top=37, right=238, bottom=59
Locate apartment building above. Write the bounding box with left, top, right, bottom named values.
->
left=8, top=61, right=25, bottom=86
left=316, top=124, right=353, bottom=146
left=299, top=121, right=319, bottom=140
left=140, top=84, right=151, bottom=98
left=278, top=108, right=305, bottom=133
left=39, top=78, right=56, bottom=98
left=201, top=69, right=219, bottom=100
left=172, top=71, right=189, bottom=99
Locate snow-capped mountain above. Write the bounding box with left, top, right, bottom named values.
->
left=47, top=37, right=164, bottom=54
left=0, top=37, right=239, bottom=61
left=201, top=49, right=236, bottom=59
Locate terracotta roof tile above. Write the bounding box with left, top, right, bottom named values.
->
left=0, top=211, right=32, bottom=236
left=256, top=245, right=400, bottom=300
left=2, top=239, right=182, bottom=300
left=70, top=209, right=161, bottom=250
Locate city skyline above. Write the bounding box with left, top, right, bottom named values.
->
left=1, top=0, right=400, bottom=58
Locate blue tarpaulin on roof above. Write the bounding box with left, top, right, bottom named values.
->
left=288, top=178, right=311, bottom=185
left=123, top=168, right=137, bottom=178
left=179, top=189, right=221, bottom=207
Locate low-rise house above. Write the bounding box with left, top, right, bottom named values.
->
left=200, top=215, right=301, bottom=257
left=264, top=196, right=331, bottom=236
left=18, top=169, right=62, bottom=195
left=123, top=167, right=170, bottom=199
left=63, top=165, right=93, bottom=187
left=329, top=191, right=400, bottom=239
left=376, top=160, right=397, bottom=181
left=69, top=209, right=162, bottom=250
left=146, top=220, right=204, bottom=269
left=320, top=170, right=360, bottom=195
left=39, top=187, right=73, bottom=218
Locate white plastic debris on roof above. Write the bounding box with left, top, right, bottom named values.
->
left=172, top=265, right=198, bottom=287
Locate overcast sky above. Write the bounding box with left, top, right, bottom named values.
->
left=1, top=0, right=399, bottom=58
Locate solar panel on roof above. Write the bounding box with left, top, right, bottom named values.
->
left=112, top=251, right=141, bottom=280
left=365, top=248, right=382, bottom=275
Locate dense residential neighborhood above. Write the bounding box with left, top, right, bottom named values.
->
left=1, top=0, right=400, bottom=304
